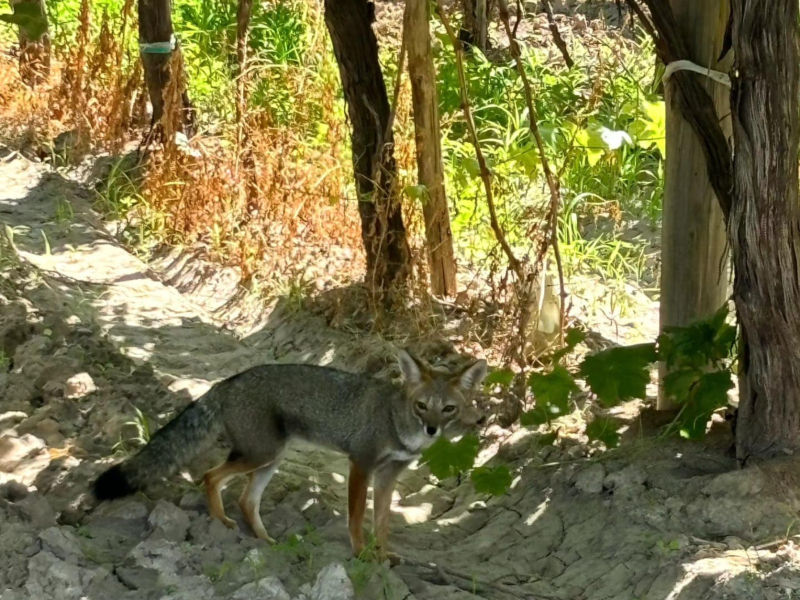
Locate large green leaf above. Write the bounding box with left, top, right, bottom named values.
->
left=678, top=370, right=734, bottom=439
left=420, top=435, right=480, bottom=479
left=471, top=466, right=512, bottom=496
left=586, top=416, right=621, bottom=448
left=528, top=366, right=579, bottom=418
left=579, top=343, right=657, bottom=406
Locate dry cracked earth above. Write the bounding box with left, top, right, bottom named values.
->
left=2, top=147, right=800, bottom=600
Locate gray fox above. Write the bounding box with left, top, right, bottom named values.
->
left=93, top=350, right=487, bottom=560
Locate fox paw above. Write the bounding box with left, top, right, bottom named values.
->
left=220, top=516, right=238, bottom=530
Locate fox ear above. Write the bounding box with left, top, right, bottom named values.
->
left=397, top=349, right=425, bottom=385
left=454, top=359, right=488, bottom=391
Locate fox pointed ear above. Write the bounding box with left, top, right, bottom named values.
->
left=454, top=359, right=488, bottom=391
left=397, top=349, right=425, bottom=385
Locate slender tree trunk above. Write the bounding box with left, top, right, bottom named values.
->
left=138, top=0, right=193, bottom=132
left=404, top=0, right=457, bottom=297
left=657, top=0, right=731, bottom=410
left=460, top=0, right=488, bottom=52
left=235, top=0, right=253, bottom=127
left=731, top=0, right=800, bottom=461
left=10, top=0, right=50, bottom=86
left=324, top=0, right=410, bottom=293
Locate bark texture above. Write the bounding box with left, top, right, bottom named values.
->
left=138, top=0, right=193, bottom=131
left=730, top=0, right=800, bottom=461
left=404, top=0, right=457, bottom=297
left=325, top=0, right=410, bottom=293
left=658, top=0, right=731, bottom=410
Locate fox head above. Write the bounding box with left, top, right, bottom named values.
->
left=397, top=349, right=487, bottom=441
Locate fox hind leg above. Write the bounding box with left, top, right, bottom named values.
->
left=239, top=456, right=283, bottom=543
left=203, top=458, right=258, bottom=529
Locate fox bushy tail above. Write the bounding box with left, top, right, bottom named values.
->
left=93, top=392, right=223, bottom=500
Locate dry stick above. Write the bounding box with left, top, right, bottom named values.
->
left=497, top=0, right=567, bottom=343
left=541, top=0, right=574, bottom=68
left=434, top=0, right=523, bottom=279
left=400, top=556, right=551, bottom=600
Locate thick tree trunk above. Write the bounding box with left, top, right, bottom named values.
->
left=138, top=0, right=193, bottom=132
left=10, top=0, right=50, bottom=86
left=658, top=0, right=731, bottom=410
left=731, top=0, right=800, bottom=461
left=324, top=0, right=410, bottom=293
left=404, top=0, right=457, bottom=297
left=460, top=0, right=488, bottom=52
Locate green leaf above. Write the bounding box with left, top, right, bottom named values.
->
left=471, top=466, right=512, bottom=496
left=678, top=370, right=734, bottom=439
left=528, top=366, right=579, bottom=417
left=520, top=405, right=551, bottom=427
left=420, top=435, right=480, bottom=479
left=586, top=416, right=621, bottom=448
left=536, top=430, right=559, bottom=446
left=513, top=142, right=541, bottom=178
left=484, top=368, right=515, bottom=389
left=575, top=126, right=605, bottom=167
left=659, top=304, right=736, bottom=369
left=553, top=327, right=586, bottom=362
left=579, top=343, right=657, bottom=407
left=463, top=157, right=484, bottom=178
left=404, top=184, right=429, bottom=202
left=0, top=3, right=48, bottom=41
left=662, top=368, right=701, bottom=403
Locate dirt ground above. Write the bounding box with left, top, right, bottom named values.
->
left=2, top=137, right=800, bottom=598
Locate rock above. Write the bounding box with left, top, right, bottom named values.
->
left=64, top=373, right=96, bottom=399
left=309, top=564, right=354, bottom=600
left=24, top=551, right=106, bottom=600
left=603, top=465, right=647, bottom=499
left=0, top=434, right=45, bottom=472
left=115, top=566, right=160, bottom=591
left=230, top=577, right=291, bottom=600
left=39, top=527, right=84, bottom=564
left=0, top=481, right=30, bottom=502
left=126, top=539, right=187, bottom=585
left=179, top=490, right=205, bottom=511
left=574, top=464, right=605, bottom=495
left=32, top=418, right=63, bottom=447
left=15, top=494, right=56, bottom=528
left=149, top=500, right=191, bottom=542
left=0, top=304, right=34, bottom=358
left=41, top=381, right=66, bottom=403
left=725, top=536, right=745, bottom=550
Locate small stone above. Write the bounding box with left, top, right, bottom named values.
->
left=0, top=434, right=45, bottom=472
left=115, top=566, right=160, bottom=591
left=148, top=500, right=191, bottom=542
left=0, top=480, right=30, bottom=501
left=178, top=490, right=204, bottom=511
left=574, top=463, right=606, bottom=495
left=230, top=577, right=291, bottom=600
left=309, top=564, right=354, bottom=600
left=725, top=536, right=745, bottom=550
left=64, top=373, right=96, bottom=400
left=41, top=381, right=66, bottom=402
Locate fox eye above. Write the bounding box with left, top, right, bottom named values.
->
left=415, top=401, right=428, bottom=411
left=443, top=405, right=457, bottom=413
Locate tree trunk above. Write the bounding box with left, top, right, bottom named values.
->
left=404, top=0, right=457, bottom=297
left=324, top=0, right=410, bottom=294
left=460, top=0, right=488, bottom=52
left=235, top=0, right=253, bottom=127
left=10, top=0, right=50, bottom=86
left=731, top=0, right=800, bottom=461
left=138, top=0, right=193, bottom=132
left=657, top=0, right=731, bottom=410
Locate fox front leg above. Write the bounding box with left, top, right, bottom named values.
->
left=372, top=460, right=409, bottom=565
